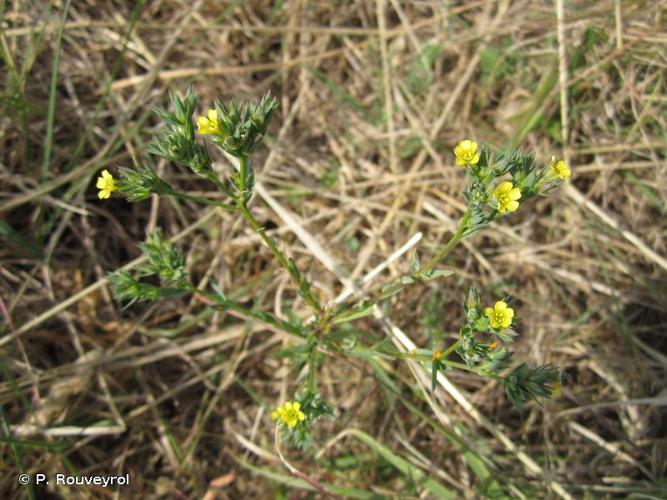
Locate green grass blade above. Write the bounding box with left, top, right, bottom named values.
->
left=235, top=456, right=377, bottom=499
left=42, top=0, right=71, bottom=179
left=343, top=429, right=456, bottom=498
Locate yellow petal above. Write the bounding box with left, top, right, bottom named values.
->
left=495, top=301, right=507, bottom=312
left=207, top=108, right=217, bottom=121
left=484, top=307, right=494, bottom=318
left=509, top=188, right=521, bottom=201
left=292, top=402, right=301, bottom=411
left=559, top=162, right=571, bottom=178
left=507, top=200, right=519, bottom=212
left=96, top=177, right=106, bottom=189
left=98, top=190, right=110, bottom=199
left=197, top=116, right=210, bottom=132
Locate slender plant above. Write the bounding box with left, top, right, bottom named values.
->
left=98, top=89, right=570, bottom=448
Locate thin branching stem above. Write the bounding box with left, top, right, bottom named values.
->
left=204, top=171, right=235, bottom=198
left=236, top=199, right=323, bottom=315
left=307, top=351, right=317, bottom=392
left=395, top=349, right=503, bottom=381
left=168, top=189, right=235, bottom=210
left=239, top=155, right=248, bottom=195
left=422, top=209, right=471, bottom=274
left=440, top=338, right=462, bottom=359
left=190, top=286, right=307, bottom=338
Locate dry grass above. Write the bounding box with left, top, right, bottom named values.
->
left=1, top=0, right=666, bottom=498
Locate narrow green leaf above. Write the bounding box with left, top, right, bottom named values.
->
left=235, top=457, right=375, bottom=498
left=333, top=303, right=375, bottom=324
left=380, top=282, right=404, bottom=299
left=343, top=429, right=456, bottom=499
left=420, top=269, right=454, bottom=281
left=401, top=275, right=415, bottom=285
left=0, top=221, right=44, bottom=259
left=42, top=0, right=72, bottom=179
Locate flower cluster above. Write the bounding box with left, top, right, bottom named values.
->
left=270, top=392, right=333, bottom=449
left=147, top=89, right=213, bottom=176
left=191, top=93, right=277, bottom=203
left=429, top=288, right=561, bottom=407
left=450, top=139, right=570, bottom=238
left=456, top=288, right=516, bottom=366
left=93, top=89, right=277, bottom=206
left=199, top=93, right=277, bottom=158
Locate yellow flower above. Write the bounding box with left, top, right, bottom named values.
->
left=551, top=382, right=562, bottom=398
left=197, top=108, right=220, bottom=135
left=549, top=156, right=571, bottom=180
left=96, top=169, right=117, bottom=199
left=485, top=300, right=514, bottom=330
left=271, top=401, right=306, bottom=428
left=453, top=139, right=480, bottom=166
left=432, top=351, right=443, bottom=362
left=492, top=181, right=521, bottom=213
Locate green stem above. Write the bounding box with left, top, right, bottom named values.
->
left=205, top=172, right=234, bottom=198
left=168, top=190, right=235, bottom=210
left=338, top=210, right=472, bottom=313
left=396, top=349, right=503, bottom=381
left=422, top=210, right=471, bottom=274
left=307, top=349, right=317, bottom=392
left=192, top=286, right=306, bottom=338
left=239, top=155, right=248, bottom=196
left=236, top=201, right=323, bottom=315
left=442, top=360, right=503, bottom=381
left=440, top=339, right=462, bottom=359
